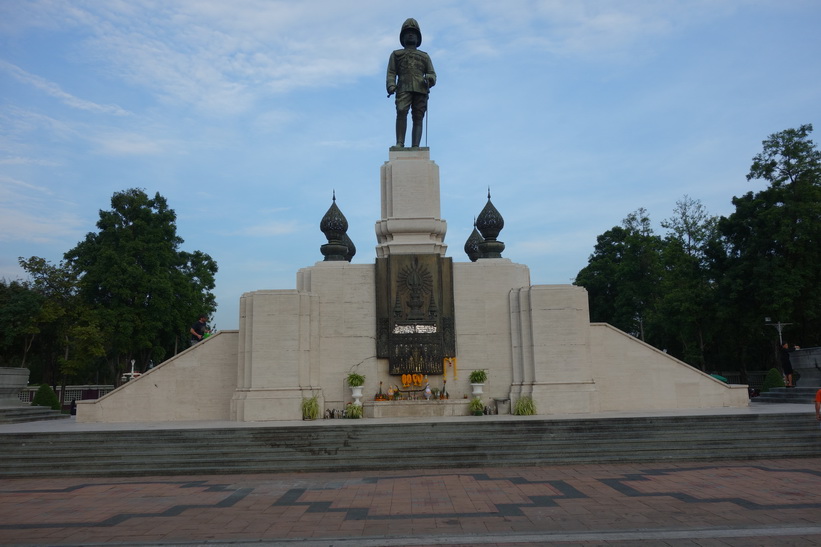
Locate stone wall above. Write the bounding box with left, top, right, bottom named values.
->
left=589, top=323, right=749, bottom=410
left=77, top=331, right=238, bottom=423
left=77, top=261, right=749, bottom=424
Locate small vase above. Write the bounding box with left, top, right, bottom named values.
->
left=470, top=383, right=484, bottom=397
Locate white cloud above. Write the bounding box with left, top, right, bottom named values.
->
left=231, top=220, right=300, bottom=237
left=0, top=207, right=84, bottom=244
left=0, top=175, right=54, bottom=196
left=89, top=131, right=169, bottom=156
left=0, top=177, right=85, bottom=244
left=0, top=156, right=59, bottom=167
left=0, top=60, right=130, bottom=116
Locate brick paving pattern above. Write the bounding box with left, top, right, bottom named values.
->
left=1, top=458, right=820, bottom=546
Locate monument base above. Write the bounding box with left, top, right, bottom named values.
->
left=375, top=148, right=447, bottom=257
left=365, top=399, right=469, bottom=418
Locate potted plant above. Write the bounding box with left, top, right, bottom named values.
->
left=346, top=372, right=366, bottom=387
left=345, top=402, right=363, bottom=419
left=346, top=372, right=366, bottom=406
left=301, top=393, right=320, bottom=420
left=513, top=395, right=536, bottom=416
left=468, top=397, right=485, bottom=416
left=469, top=369, right=487, bottom=397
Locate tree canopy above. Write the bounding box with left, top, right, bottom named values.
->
left=64, top=188, right=218, bottom=381
left=4, top=188, right=217, bottom=386
left=575, top=124, right=821, bottom=375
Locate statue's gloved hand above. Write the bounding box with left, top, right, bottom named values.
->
left=426, top=76, right=436, bottom=88
left=387, top=85, right=396, bottom=96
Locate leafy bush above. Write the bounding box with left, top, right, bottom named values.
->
left=301, top=394, right=320, bottom=420
left=346, top=373, right=366, bottom=387
left=760, top=368, right=785, bottom=393
left=513, top=396, right=536, bottom=415
left=469, top=370, right=487, bottom=384
left=31, top=384, right=60, bottom=410
left=344, top=403, right=363, bottom=419
left=468, top=397, right=485, bottom=414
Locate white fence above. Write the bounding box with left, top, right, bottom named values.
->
left=18, top=385, right=115, bottom=405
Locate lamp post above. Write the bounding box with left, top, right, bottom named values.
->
left=764, top=317, right=791, bottom=345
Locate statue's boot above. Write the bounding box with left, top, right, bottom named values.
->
left=395, top=117, right=407, bottom=147
left=411, top=121, right=423, bottom=147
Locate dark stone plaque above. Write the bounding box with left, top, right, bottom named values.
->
left=375, top=254, right=456, bottom=375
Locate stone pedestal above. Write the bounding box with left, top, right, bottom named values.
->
left=375, top=148, right=447, bottom=257
left=0, top=367, right=29, bottom=407
left=791, top=347, right=821, bottom=386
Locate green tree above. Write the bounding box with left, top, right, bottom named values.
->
left=0, top=279, right=43, bottom=367
left=575, top=208, right=663, bottom=341
left=64, top=189, right=218, bottom=383
left=715, top=124, right=821, bottom=368
left=653, top=196, right=720, bottom=370
left=574, top=126, right=821, bottom=376
left=18, top=257, right=105, bottom=386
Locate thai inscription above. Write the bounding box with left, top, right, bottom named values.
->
left=375, top=254, right=456, bottom=375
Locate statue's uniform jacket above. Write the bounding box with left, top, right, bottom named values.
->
left=386, top=49, right=436, bottom=94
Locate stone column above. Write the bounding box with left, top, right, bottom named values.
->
left=510, top=285, right=598, bottom=413
left=375, top=148, right=447, bottom=257
left=0, top=368, right=29, bottom=407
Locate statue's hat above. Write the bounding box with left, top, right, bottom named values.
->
left=400, top=18, right=422, bottom=47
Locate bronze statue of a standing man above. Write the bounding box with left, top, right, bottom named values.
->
left=387, top=18, right=436, bottom=148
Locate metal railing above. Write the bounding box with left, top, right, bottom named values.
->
left=18, top=385, right=115, bottom=405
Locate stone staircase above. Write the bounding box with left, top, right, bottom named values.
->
left=0, top=405, right=70, bottom=424
left=1, top=412, right=819, bottom=478
left=751, top=386, right=819, bottom=404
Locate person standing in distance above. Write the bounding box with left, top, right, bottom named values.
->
left=190, top=314, right=209, bottom=346
left=779, top=342, right=798, bottom=387
left=387, top=18, right=436, bottom=148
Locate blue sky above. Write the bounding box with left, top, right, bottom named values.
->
left=2, top=1, right=819, bottom=331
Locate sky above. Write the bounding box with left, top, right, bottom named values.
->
left=1, top=0, right=820, bottom=331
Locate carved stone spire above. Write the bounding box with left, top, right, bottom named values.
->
left=464, top=217, right=483, bottom=262
left=342, top=231, right=356, bottom=262
left=476, top=188, right=505, bottom=259
left=320, top=191, right=352, bottom=261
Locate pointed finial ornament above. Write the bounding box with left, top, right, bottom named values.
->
left=464, top=216, right=483, bottom=262
left=320, top=192, right=354, bottom=261
left=476, top=187, right=505, bottom=259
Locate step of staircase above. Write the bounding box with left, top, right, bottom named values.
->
left=0, top=405, right=70, bottom=424
left=1, top=413, right=818, bottom=478
left=752, top=386, right=819, bottom=404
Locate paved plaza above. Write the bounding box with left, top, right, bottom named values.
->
left=2, top=457, right=821, bottom=546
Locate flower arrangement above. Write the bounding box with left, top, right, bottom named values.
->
left=401, top=373, right=428, bottom=387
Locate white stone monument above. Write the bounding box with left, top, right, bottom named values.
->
left=77, top=147, right=748, bottom=423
